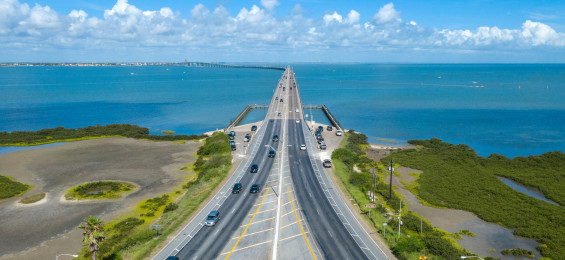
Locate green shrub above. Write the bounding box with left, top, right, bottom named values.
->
left=422, top=236, right=463, bottom=259
left=0, top=175, right=30, bottom=199
left=392, top=236, right=424, bottom=255
left=19, top=193, right=46, bottom=204
left=163, top=203, right=178, bottom=213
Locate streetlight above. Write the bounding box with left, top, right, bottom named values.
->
left=461, top=256, right=483, bottom=260
left=56, top=254, right=78, bottom=260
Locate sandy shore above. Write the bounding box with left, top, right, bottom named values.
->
left=0, top=137, right=201, bottom=259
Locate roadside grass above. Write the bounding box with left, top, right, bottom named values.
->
left=65, top=181, right=137, bottom=200
left=0, top=175, right=31, bottom=199
left=76, top=132, right=232, bottom=260
left=331, top=131, right=471, bottom=260
left=19, top=193, right=46, bottom=204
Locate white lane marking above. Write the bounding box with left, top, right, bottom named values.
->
left=328, top=230, right=333, bottom=238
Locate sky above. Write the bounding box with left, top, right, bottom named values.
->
left=1, top=0, right=565, bottom=62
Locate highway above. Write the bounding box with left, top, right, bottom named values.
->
left=154, top=68, right=390, bottom=260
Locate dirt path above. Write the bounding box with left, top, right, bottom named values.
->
left=0, top=138, right=201, bottom=259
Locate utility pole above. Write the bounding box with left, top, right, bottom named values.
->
left=389, top=159, right=394, bottom=200
left=398, top=200, right=402, bottom=239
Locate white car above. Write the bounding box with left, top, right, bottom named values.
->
left=300, top=144, right=307, bottom=150
left=296, top=119, right=300, bottom=124
left=295, top=109, right=299, bottom=113
left=335, top=130, right=343, bottom=136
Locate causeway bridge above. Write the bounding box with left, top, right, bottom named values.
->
left=154, top=67, right=391, bottom=260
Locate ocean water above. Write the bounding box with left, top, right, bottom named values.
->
left=1, top=64, right=564, bottom=158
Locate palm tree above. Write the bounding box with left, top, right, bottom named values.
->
left=78, top=215, right=105, bottom=260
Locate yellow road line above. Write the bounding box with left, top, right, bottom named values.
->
left=238, top=217, right=274, bottom=227
left=231, top=228, right=274, bottom=240
left=280, top=231, right=310, bottom=242
left=221, top=239, right=273, bottom=255
left=288, top=187, right=317, bottom=260
left=225, top=189, right=270, bottom=260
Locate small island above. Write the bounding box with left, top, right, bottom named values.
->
left=0, top=175, right=30, bottom=200
left=65, top=181, right=137, bottom=200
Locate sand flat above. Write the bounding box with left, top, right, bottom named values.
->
left=0, top=137, right=200, bottom=259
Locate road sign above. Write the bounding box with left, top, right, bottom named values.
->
left=152, top=225, right=162, bottom=228
left=365, top=204, right=376, bottom=208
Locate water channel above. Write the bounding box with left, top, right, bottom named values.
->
left=497, top=176, right=559, bottom=206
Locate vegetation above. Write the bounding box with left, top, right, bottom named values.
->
left=19, top=193, right=46, bottom=204
left=65, top=181, right=136, bottom=200
left=501, top=248, right=535, bottom=258
left=331, top=131, right=469, bottom=260
left=77, top=132, right=232, bottom=259
left=0, top=124, right=207, bottom=146
left=459, top=229, right=475, bottom=237
left=385, top=138, right=565, bottom=259
left=0, top=175, right=30, bottom=199
left=79, top=216, right=106, bottom=260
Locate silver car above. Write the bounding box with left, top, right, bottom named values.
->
left=205, top=210, right=220, bottom=226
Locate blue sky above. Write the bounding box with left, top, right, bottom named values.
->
left=1, top=0, right=565, bottom=62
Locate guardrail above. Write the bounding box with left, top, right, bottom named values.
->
left=225, top=105, right=269, bottom=132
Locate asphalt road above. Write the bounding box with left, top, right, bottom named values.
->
left=285, top=72, right=369, bottom=259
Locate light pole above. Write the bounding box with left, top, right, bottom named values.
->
left=56, top=254, right=78, bottom=260
left=461, top=256, right=483, bottom=260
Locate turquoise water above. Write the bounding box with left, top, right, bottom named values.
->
left=1, top=64, right=564, bottom=158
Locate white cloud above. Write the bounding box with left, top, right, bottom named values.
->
left=0, top=0, right=564, bottom=61
left=323, top=11, right=343, bottom=25
left=346, top=10, right=360, bottom=24
left=522, top=20, right=565, bottom=46
left=260, top=0, right=279, bottom=11
left=374, top=3, right=401, bottom=24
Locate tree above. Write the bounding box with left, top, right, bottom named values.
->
left=78, top=215, right=106, bottom=260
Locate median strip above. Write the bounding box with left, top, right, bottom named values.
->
left=288, top=186, right=317, bottom=260
left=225, top=188, right=270, bottom=259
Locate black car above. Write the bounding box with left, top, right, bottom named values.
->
left=229, top=134, right=235, bottom=140
left=251, top=125, right=257, bottom=131
left=317, top=137, right=324, bottom=144
left=315, top=130, right=321, bottom=137
left=250, top=164, right=258, bottom=173
left=232, top=183, right=242, bottom=194
left=327, top=126, right=333, bottom=131
left=230, top=130, right=236, bottom=136
left=250, top=184, right=260, bottom=193
left=318, top=126, right=324, bottom=132
left=166, top=256, right=180, bottom=260
left=280, top=98, right=283, bottom=102
left=268, top=150, right=276, bottom=158
left=272, top=135, right=279, bottom=142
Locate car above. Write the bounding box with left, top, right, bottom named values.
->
left=272, top=135, right=279, bottom=142
left=277, top=112, right=281, bottom=116
left=166, top=256, right=180, bottom=260
left=318, top=126, right=324, bottom=132
left=280, top=98, right=283, bottom=102
left=283, top=87, right=285, bottom=91
left=205, top=210, right=220, bottom=226
left=319, top=142, right=327, bottom=150
left=327, top=126, right=333, bottom=131
left=250, top=184, right=261, bottom=193
left=323, top=159, right=332, bottom=168
left=244, top=134, right=251, bottom=142
left=268, top=150, right=276, bottom=158
left=296, top=119, right=300, bottom=124
left=230, top=130, right=236, bottom=137
left=230, top=141, right=236, bottom=151
left=315, top=130, right=321, bottom=137
left=251, top=125, right=257, bottom=131
left=300, top=144, right=307, bottom=150
left=250, top=164, right=258, bottom=173
left=229, top=133, right=235, bottom=140
left=295, top=109, right=299, bottom=113
left=317, top=137, right=324, bottom=144
left=232, top=183, right=242, bottom=194
left=275, top=97, right=278, bottom=100
left=336, top=130, right=343, bottom=136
